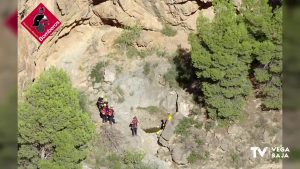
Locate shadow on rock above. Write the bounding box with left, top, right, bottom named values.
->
left=173, top=46, right=204, bottom=105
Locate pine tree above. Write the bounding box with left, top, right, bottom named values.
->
left=189, top=0, right=253, bottom=120
left=18, top=67, right=95, bottom=169
left=243, top=0, right=282, bottom=110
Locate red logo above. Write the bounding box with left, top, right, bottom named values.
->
left=21, top=3, right=61, bottom=43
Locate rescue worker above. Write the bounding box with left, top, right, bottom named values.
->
left=96, top=96, right=104, bottom=111
left=165, top=113, right=173, bottom=125
left=160, top=119, right=166, bottom=130
left=129, top=116, right=139, bottom=136
left=156, top=118, right=168, bottom=135
left=101, top=104, right=108, bottom=123
left=103, top=97, right=108, bottom=107
left=107, top=106, right=116, bottom=125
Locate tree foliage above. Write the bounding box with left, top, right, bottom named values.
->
left=189, top=0, right=252, bottom=120
left=18, top=67, right=95, bottom=169
left=189, top=0, right=282, bottom=119
left=243, top=0, right=282, bottom=109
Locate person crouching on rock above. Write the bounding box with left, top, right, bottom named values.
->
left=101, top=104, right=108, bottom=123
left=129, top=116, right=138, bottom=136
left=107, top=106, right=116, bottom=125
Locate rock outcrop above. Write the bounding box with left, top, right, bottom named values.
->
left=92, top=0, right=163, bottom=30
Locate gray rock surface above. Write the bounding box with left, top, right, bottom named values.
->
left=171, top=144, right=190, bottom=165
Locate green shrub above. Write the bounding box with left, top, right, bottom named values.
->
left=106, top=153, right=123, bottom=169
left=18, top=67, right=95, bottom=169
left=115, top=25, right=142, bottom=48
left=195, top=138, right=204, bottom=146
left=155, top=48, right=167, bottom=57
left=254, top=116, right=267, bottom=128
left=115, top=65, right=123, bottom=74
left=90, top=62, right=106, bottom=84
left=126, top=46, right=140, bottom=58
left=187, top=151, right=202, bottom=164
left=164, top=66, right=179, bottom=88
left=230, top=152, right=242, bottom=169
left=218, top=119, right=233, bottom=128
left=161, top=25, right=177, bottom=37
left=175, top=117, right=195, bottom=135
left=139, top=48, right=156, bottom=58
left=114, top=25, right=143, bottom=58
left=123, top=151, right=144, bottom=165
left=204, top=120, right=215, bottom=131
left=143, top=62, right=151, bottom=75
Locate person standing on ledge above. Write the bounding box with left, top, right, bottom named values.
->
left=129, top=116, right=139, bottom=136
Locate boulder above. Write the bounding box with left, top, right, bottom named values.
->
left=178, top=1, right=199, bottom=16
left=160, top=121, right=176, bottom=141
left=92, top=0, right=162, bottom=31
left=219, top=138, right=232, bottom=152
left=171, top=144, right=190, bottom=165
left=157, top=147, right=170, bottom=154
left=136, top=32, right=154, bottom=47
left=177, top=96, right=193, bottom=116
left=157, top=147, right=172, bottom=162
left=101, top=30, right=120, bottom=45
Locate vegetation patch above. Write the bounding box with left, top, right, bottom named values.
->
left=175, top=117, right=201, bottom=136
left=155, top=48, right=167, bottom=57
left=195, top=138, right=204, bottom=146
left=126, top=46, right=140, bottom=58
left=90, top=61, right=107, bottom=85
left=115, top=65, right=123, bottom=74
left=189, top=0, right=282, bottom=120
left=187, top=151, right=202, bottom=164
left=143, top=62, right=151, bottom=75
left=18, top=67, right=95, bottom=169
left=187, top=150, right=209, bottom=164
left=230, top=152, right=242, bottom=169
left=115, top=25, right=142, bottom=48
left=140, top=47, right=169, bottom=58
left=163, top=65, right=179, bottom=88
left=204, top=120, right=215, bottom=131
left=161, top=24, right=177, bottom=37
left=103, top=151, right=156, bottom=169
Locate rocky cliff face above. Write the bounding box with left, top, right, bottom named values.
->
left=18, top=0, right=214, bottom=92
left=18, top=0, right=282, bottom=169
